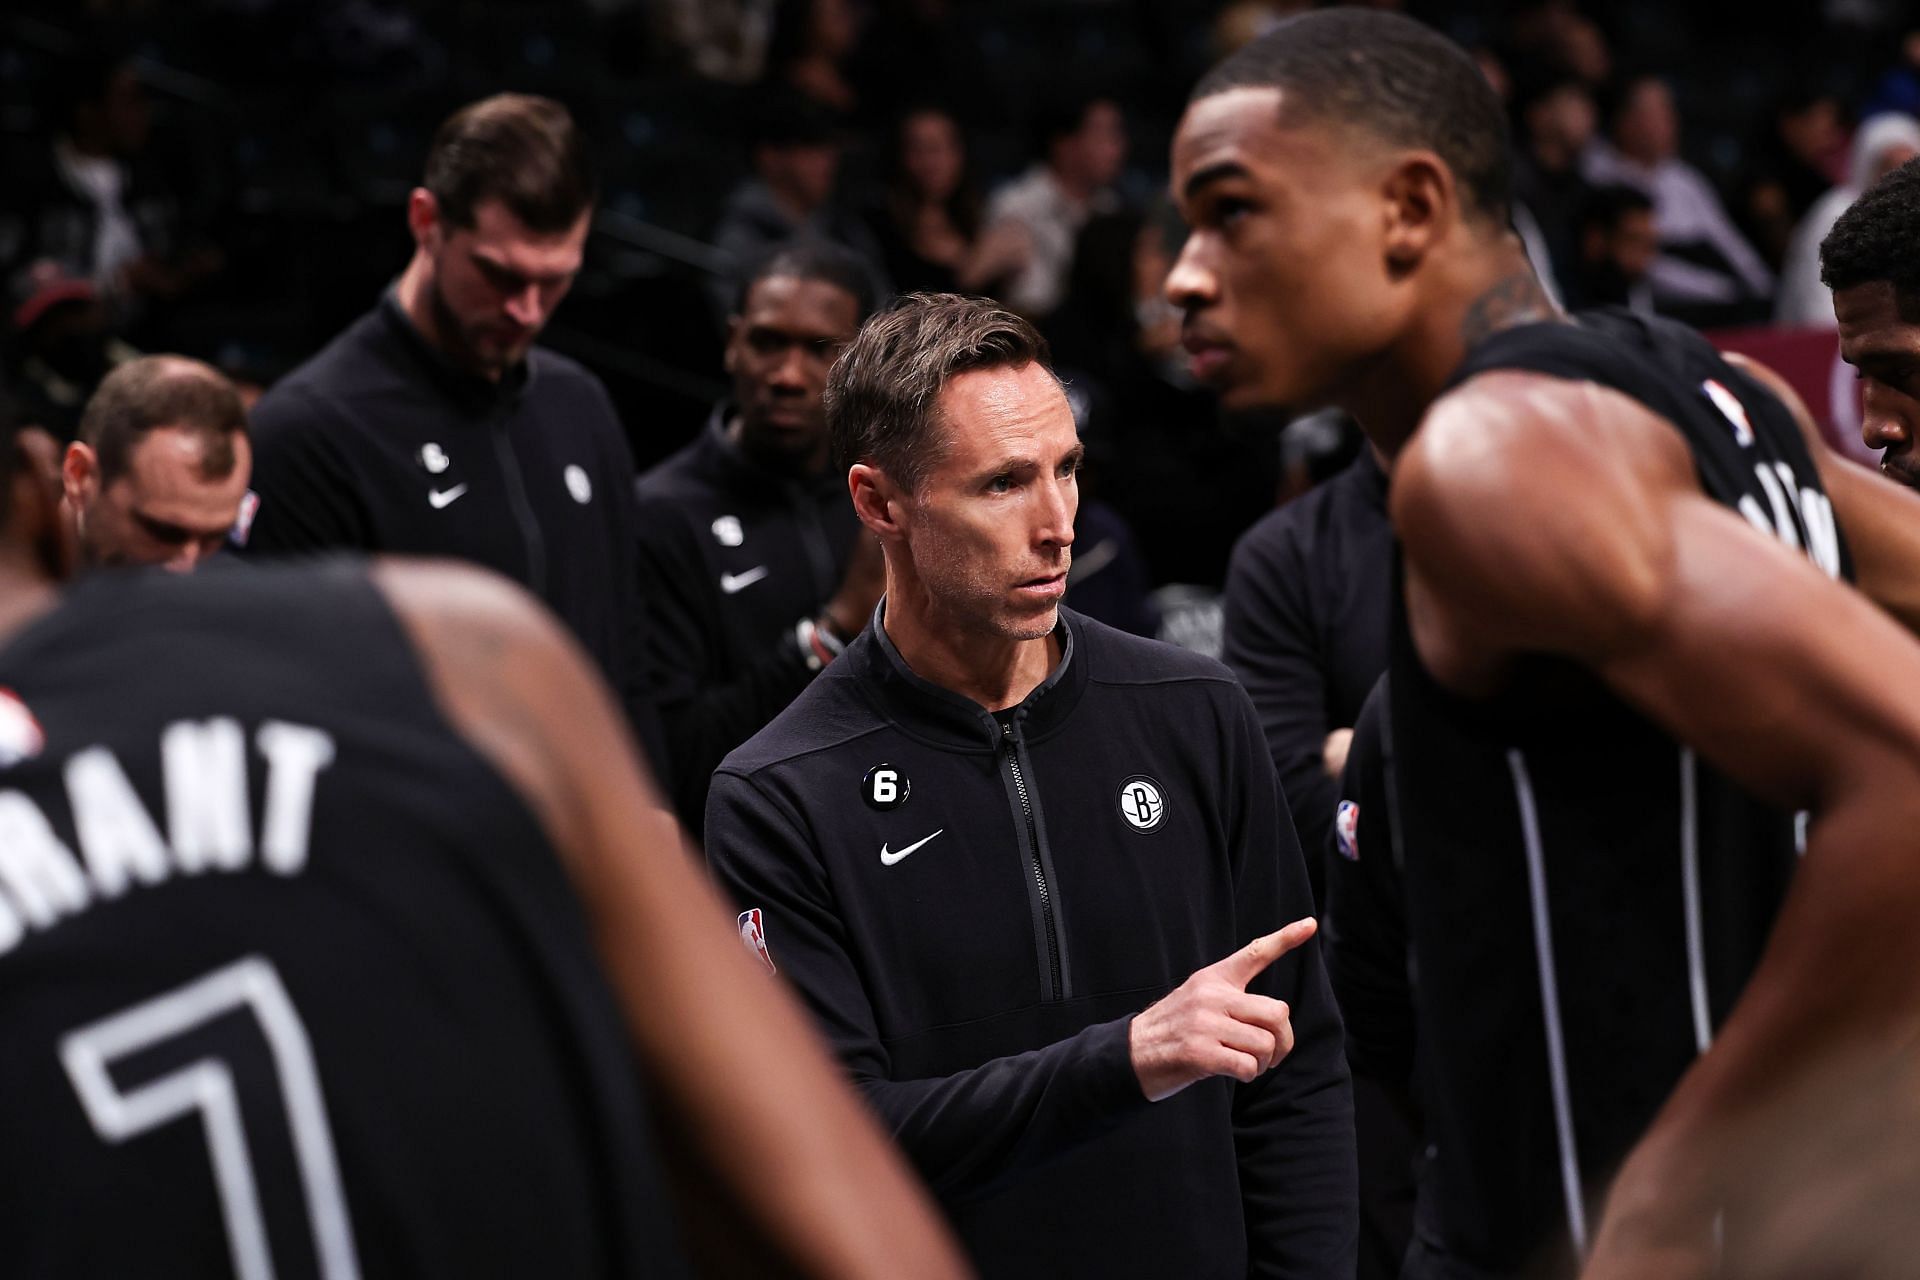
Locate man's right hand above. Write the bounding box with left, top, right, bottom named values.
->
left=1128, top=918, right=1317, bottom=1102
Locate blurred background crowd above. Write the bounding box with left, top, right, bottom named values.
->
left=3, top=0, right=1913, bottom=639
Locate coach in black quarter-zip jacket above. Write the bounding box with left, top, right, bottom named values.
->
left=705, top=294, right=1356, bottom=1278
left=237, top=95, right=664, bottom=770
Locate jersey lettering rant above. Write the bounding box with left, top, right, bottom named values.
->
left=0, top=718, right=336, bottom=957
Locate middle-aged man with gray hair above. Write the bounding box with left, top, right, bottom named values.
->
left=704, top=292, right=1355, bottom=1278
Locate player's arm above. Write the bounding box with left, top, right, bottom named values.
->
left=1215, top=683, right=1358, bottom=1278
left=1322, top=678, right=1418, bottom=1110
left=371, top=559, right=971, bottom=1280
left=1396, top=372, right=1920, bottom=1278
left=1725, top=351, right=1920, bottom=635
left=1221, top=519, right=1342, bottom=898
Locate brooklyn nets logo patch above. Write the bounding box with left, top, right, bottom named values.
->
left=1118, top=776, right=1166, bottom=832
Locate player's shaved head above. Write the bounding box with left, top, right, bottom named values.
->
left=1190, top=9, right=1512, bottom=226
left=1822, top=156, right=1920, bottom=317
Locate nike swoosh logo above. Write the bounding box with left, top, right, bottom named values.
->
left=880, top=829, right=943, bottom=866
left=720, top=566, right=769, bottom=594
left=428, top=484, right=469, bottom=509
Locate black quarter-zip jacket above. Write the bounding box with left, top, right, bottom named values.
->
left=634, top=408, right=860, bottom=830
left=240, top=295, right=665, bottom=770
left=706, top=606, right=1356, bottom=1278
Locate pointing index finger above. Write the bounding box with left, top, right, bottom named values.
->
left=1215, top=917, right=1317, bottom=989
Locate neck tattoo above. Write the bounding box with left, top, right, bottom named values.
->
left=1460, top=269, right=1562, bottom=349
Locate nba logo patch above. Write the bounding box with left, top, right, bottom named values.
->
left=1702, top=380, right=1754, bottom=448
left=229, top=490, right=261, bottom=547
left=0, top=688, right=44, bottom=768
left=738, top=907, right=776, bottom=975
left=1335, top=800, right=1361, bottom=862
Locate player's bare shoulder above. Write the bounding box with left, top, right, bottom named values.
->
left=1393, top=371, right=1701, bottom=680
left=368, top=557, right=612, bottom=856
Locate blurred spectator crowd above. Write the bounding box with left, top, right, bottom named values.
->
left=4, top=0, right=1918, bottom=616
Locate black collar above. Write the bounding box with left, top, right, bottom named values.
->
left=697, top=402, right=844, bottom=503
left=377, top=291, right=531, bottom=416
left=847, top=599, right=1088, bottom=751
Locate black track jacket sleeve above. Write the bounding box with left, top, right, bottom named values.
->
left=1219, top=683, right=1359, bottom=1277
left=704, top=770, right=1152, bottom=1201
left=635, top=516, right=816, bottom=828
left=1223, top=522, right=1340, bottom=906
left=1323, top=678, right=1417, bottom=1104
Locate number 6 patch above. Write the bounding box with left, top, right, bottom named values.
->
left=862, top=764, right=909, bottom=810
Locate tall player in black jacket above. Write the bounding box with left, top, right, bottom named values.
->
left=1170, top=12, right=1920, bottom=1278
left=705, top=294, right=1355, bottom=1278
left=238, top=95, right=664, bottom=770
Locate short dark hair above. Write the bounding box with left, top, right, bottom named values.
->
left=1596, top=72, right=1670, bottom=137
left=1821, top=156, right=1920, bottom=306
left=749, top=85, right=839, bottom=151
left=1191, top=9, right=1513, bottom=225
left=736, top=239, right=877, bottom=320
left=423, top=94, right=597, bottom=233
left=1033, top=82, right=1117, bottom=157
left=46, top=43, right=132, bottom=133
left=1580, top=183, right=1654, bottom=233
left=78, top=357, right=247, bottom=484
left=826, top=293, right=1054, bottom=492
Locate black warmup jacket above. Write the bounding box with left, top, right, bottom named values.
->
left=239, top=295, right=665, bottom=771
left=706, top=606, right=1356, bottom=1278
left=1223, top=448, right=1393, bottom=905
left=633, top=410, right=860, bottom=830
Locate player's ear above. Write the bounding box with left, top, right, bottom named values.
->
left=62, top=440, right=98, bottom=509
left=849, top=462, right=908, bottom=541
left=406, top=188, right=441, bottom=250
left=1381, top=151, right=1453, bottom=276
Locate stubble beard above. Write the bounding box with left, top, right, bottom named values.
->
left=425, top=268, right=512, bottom=380
left=920, top=541, right=1066, bottom=644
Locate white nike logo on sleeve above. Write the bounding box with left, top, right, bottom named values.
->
left=880, top=829, right=943, bottom=866
left=427, top=484, right=469, bottom=509
left=720, top=566, right=770, bottom=594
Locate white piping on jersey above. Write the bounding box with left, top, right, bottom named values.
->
left=1680, top=748, right=1713, bottom=1055
left=1507, top=748, right=1589, bottom=1260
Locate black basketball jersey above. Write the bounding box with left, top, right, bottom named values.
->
left=0, top=560, right=689, bottom=1278
left=1389, top=311, right=1849, bottom=1279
